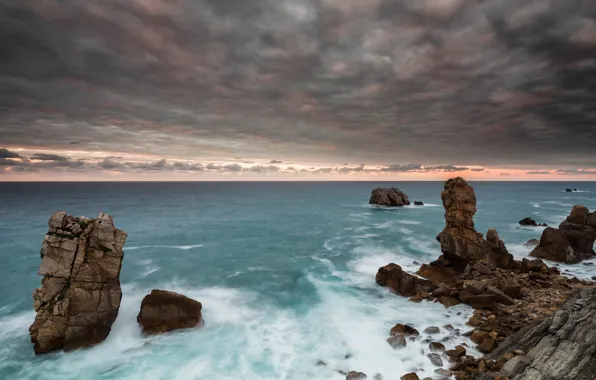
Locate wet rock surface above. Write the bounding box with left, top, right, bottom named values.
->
left=137, top=289, right=204, bottom=335
left=29, top=211, right=127, bottom=354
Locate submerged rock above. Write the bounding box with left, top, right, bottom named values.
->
left=29, top=211, right=127, bottom=354
left=346, top=371, right=367, bottom=379
left=137, top=289, right=204, bottom=335
left=530, top=205, right=596, bottom=263
left=369, top=188, right=410, bottom=207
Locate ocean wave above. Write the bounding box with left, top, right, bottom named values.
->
left=126, top=244, right=204, bottom=251
left=397, top=220, right=421, bottom=225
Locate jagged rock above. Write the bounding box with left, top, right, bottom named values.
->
left=390, top=323, right=420, bottom=337
left=376, top=263, right=431, bottom=297
left=446, top=345, right=466, bottom=359
left=369, top=188, right=410, bottom=207
left=137, top=289, right=203, bottom=335
left=346, top=371, right=367, bottom=379
left=530, top=205, right=596, bottom=263
left=519, top=218, right=547, bottom=227
left=499, top=277, right=521, bottom=299
left=29, top=211, right=127, bottom=354
left=414, top=201, right=424, bottom=206
left=418, top=264, right=457, bottom=285
left=520, top=258, right=547, bottom=273
left=476, top=288, right=596, bottom=380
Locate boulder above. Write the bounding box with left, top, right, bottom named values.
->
left=424, top=326, right=440, bottom=334
left=530, top=205, right=596, bottom=263
left=520, top=258, right=547, bottom=273
left=445, top=345, right=466, bottom=359
left=376, top=264, right=431, bottom=297
left=137, top=290, right=204, bottom=335
left=400, top=374, right=419, bottom=380
left=429, top=342, right=446, bottom=352
left=414, top=201, right=424, bottom=206
left=369, top=188, right=410, bottom=207
left=29, top=211, right=127, bottom=354
left=387, top=335, right=407, bottom=349
left=499, top=277, right=521, bottom=299
left=418, top=264, right=457, bottom=285
left=519, top=217, right=538, bottom=226
left=390, top=323, right=420, bottom=337
left=347, top=371, right=367, bottom=380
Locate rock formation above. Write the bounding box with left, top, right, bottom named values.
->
left=417, top=178, right=516, bottom=285
left=455, top=288, right=596, bottom=380
left=29, top=211, right=127, bottom=354
left=519, top=217, right=547, bottom=227
left=530, top=205, right=596, bottom=263
left=375, top=263, right=431, bottom=297
left=369, top=188, right=410, bottom=207
left=137, top=289, right=204, bottom=335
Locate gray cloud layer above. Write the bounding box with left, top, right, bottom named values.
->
left=1, top=0, right=595, bottom=170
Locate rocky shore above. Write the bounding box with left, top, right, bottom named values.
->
left=372, top=178, right=596, bottom=380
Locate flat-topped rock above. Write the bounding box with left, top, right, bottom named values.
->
left=369, top=187, right=410, bottom=207
left=29, top=211, right=127, bottom=354
left=137, top=289, right=204, bottom=335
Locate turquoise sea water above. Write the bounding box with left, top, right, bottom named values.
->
left=0, top=181, right=595, bottom=380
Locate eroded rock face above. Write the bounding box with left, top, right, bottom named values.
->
left=459, top=288, right=596, bottom=380
left=369, top=188, right=410, bottom=207
left=530, top=205, right=596, bottom=263
left=29, top=211, right=127, bottom=354
left=137, top=289, right=203, bottom=335
left=419, top=178, right=516, bottom=283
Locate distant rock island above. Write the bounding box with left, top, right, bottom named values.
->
left=369, top=187, right=424, bottom=207
left=369, top=187, right=410, bottom=206
left=518, top=217, right=547, bottom=227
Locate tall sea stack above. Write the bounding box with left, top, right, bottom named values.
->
left=29, top=211, right=127, bottom=354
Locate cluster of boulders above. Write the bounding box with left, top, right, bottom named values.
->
left=374, top=178, right=596, bottom=380
left=30, top=211, right=203, bottom=354
left=369, top=187, right=423, bottom=207
left=530, top=205, right=596, bottom=263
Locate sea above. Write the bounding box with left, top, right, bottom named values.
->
left=0, top=181, right=595, bottom=380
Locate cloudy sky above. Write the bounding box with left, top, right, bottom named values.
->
left=1, top=0, right=595, bottom=180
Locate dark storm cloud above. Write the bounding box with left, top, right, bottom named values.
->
left=0, top=0, right=595, bottom=172
left=30, top=153, right=71, bottom=161
left=0, top=148, right=22, bottom=158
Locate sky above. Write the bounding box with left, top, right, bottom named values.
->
left=1, top=0, right=595, bottom=181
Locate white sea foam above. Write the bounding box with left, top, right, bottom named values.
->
left=126, top=244, right=204, bottom=251
left=397, top=220, right=421, bottom=225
